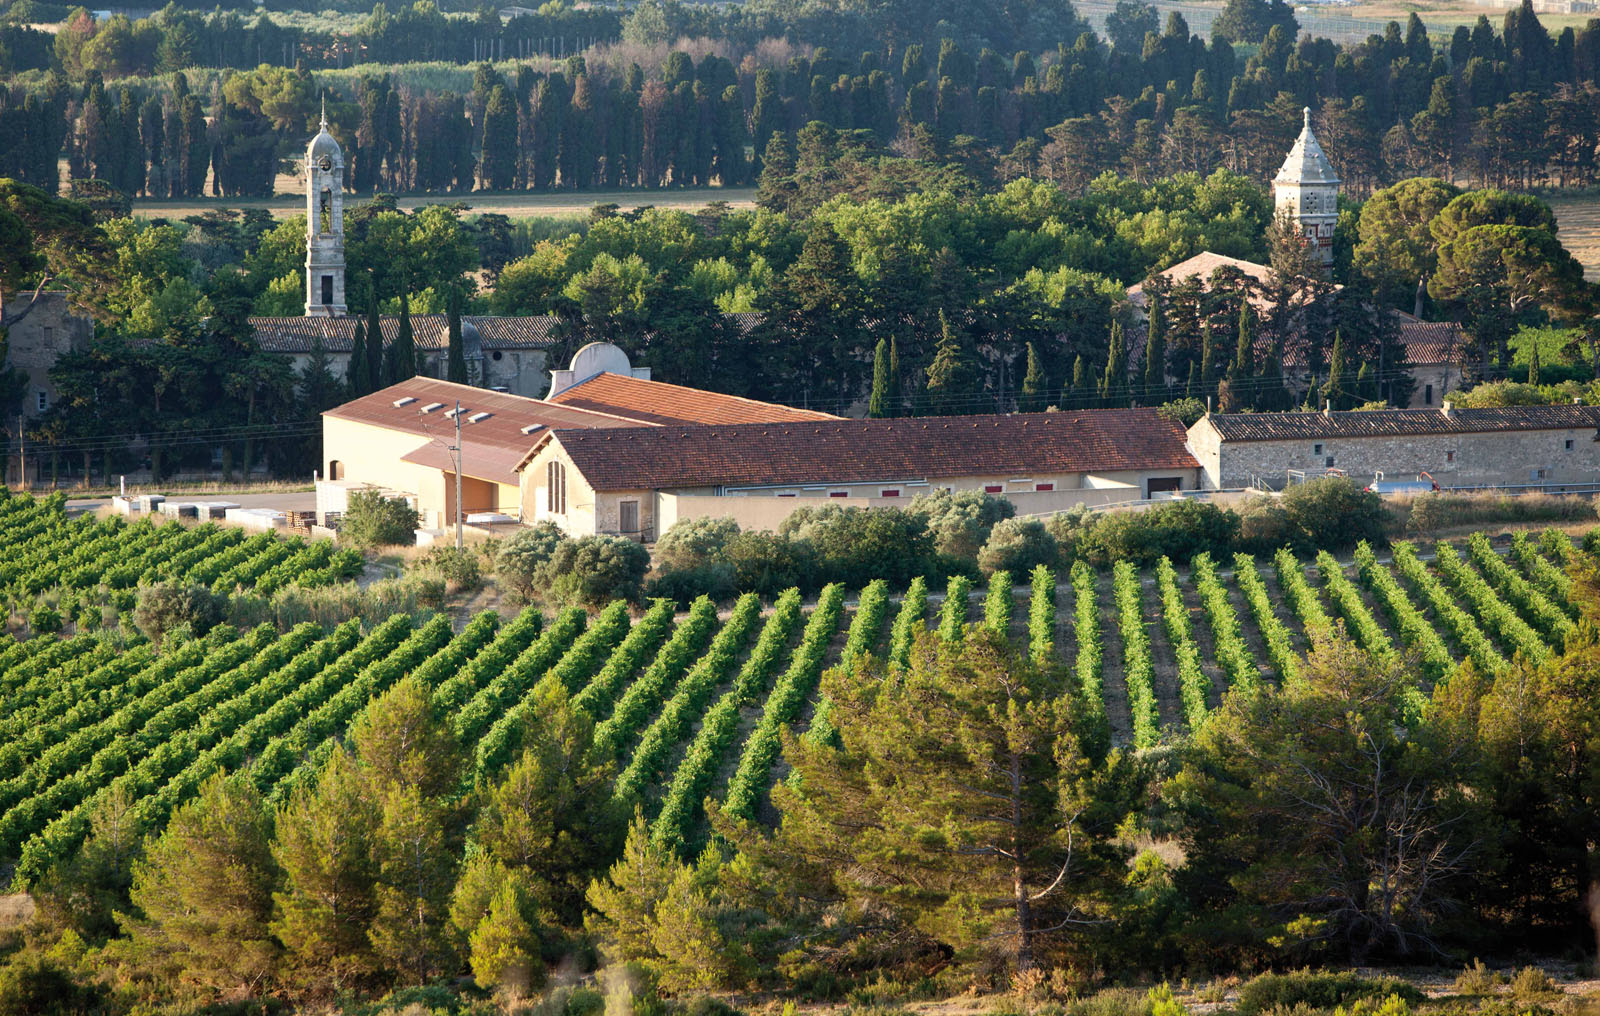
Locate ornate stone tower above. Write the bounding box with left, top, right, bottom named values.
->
left=304, top=102, right=347, bottom=317
left=1272, top=107, right=1340, bottom=267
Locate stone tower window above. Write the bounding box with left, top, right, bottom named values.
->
left=321, top=275, right=334, bottom=305
left=319, top=189, right=332, bottom=234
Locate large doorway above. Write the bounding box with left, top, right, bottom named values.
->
left=1145, top=476, right=1183, bottom=499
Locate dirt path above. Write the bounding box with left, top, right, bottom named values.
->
left=1223, top=577, right=1279, bottom=690
left=1181, top=576, right=1232, bottom=710
left=1145, top=583, right=1187, bottom=731
left=1052, top=582, right=1079, bottom=676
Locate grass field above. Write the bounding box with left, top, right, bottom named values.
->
left=133, top=182, right=758, bottom=221
left=1550, top=192, right=1600, bottom=281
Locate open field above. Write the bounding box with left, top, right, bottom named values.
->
left=132, top=182, right=758, bottom=221
left=1551, top=192, right=1600, bottom=281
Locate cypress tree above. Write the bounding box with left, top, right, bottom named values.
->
left=925, top=311, right=978, bottom=415
left=868, top=337, right=892, bottom=417
left=1356, top=361, right=1380, bottom=404
left=1142, top=297, right=1167, bottom=405
left=887, top=336, right=902, bottom=410
left=1321, top=331, right=1351, bottom=410
left=392, top=293, right=417, bottom=383
left=1229, top=304, right=1257, bottom=411
left=1259, top=332, right=1290, bottom=412
left=365, top=277, right=383, bottom=394
left=1100, top=323, right=1128, bottom=408
left=349, top=317, right=370, bottom=396
left=1527, top=341, right=1541, bottom=385
left=447, top=287, right=468, bottom=384
left=1064, top=354, right=1087, bottom=409
left=1200, top=322, right=1216, bottom=400
left=1185, top=360, right=1199, bottom=401
left=1020, top=342, right=1046, bottom=412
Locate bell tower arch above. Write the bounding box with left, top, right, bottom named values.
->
left=305, top=101, right=348, bottom=317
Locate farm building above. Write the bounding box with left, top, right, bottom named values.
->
left=318, top=344, right=838, bottom=533
left=1187, top=403, right=1600, bottom=490
left=516, top=409, right=1202, bottom=539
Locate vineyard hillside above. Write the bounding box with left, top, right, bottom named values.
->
left=0, top=492, right=1583, bottom=882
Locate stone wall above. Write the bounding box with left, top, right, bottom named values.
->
left=5, top=293, right=92, bottom=419
left=1198, top=423, right=1600, bottom=489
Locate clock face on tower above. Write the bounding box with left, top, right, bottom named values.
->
left=318, top=155, right=332, bottom=172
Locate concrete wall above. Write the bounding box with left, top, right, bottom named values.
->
left=1196, top=420, right=1600, bottom=489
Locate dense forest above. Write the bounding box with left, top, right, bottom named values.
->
left=6, top=0, right=1600, bottom=198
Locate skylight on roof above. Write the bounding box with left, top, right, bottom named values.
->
left=467, top=412, right=492, bottom=423
left=445, top=407, right=465, bottom=418
left=420, top=402, right=444, bottom=413
left=393, top=396, right=417, bottom=408
left=520, top=424, right=545, bottom=435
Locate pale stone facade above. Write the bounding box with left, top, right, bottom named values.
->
left=5, top=293, right=92, bottom=421
left=304, top=110, right=348, bottom=318
left=1188, top=408, right=1600, bottom=490
left=1273, top=108, right=1340, bottom=267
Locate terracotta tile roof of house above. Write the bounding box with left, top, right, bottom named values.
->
left=1203, top=404, right=1600, bottom=442
left=324, top=377, right=650, bottom=458
left=547, top=371, right=840, bottom=426
left=400, top=440, right=531, bottom=482
left=251, top=315, right=560, bottom=353
left=539, top=409, right=1199, bottom=491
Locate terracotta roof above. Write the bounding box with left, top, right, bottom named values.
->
left=323, top=377, right=649, bottom=456
left=541, top=410, right=1200, bottom=492
left=1389, top=314, right=1462, bottom=365
left=1126, top=253, right=1282, bottom=315
left=400, top=439, right=530, bottom=482
left=1202, top=405, right=1600, bottom=442
left=251, top=315, right=560, bottom=353
left=548, top=371, right=840, bottom=426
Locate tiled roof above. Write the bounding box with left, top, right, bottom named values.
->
left=400, top=439, right=530, bottom=482
left=1126, top=253, right=1283, bottom=315
left=543, top=409, right=1199, bottom=491
left=1203, top=404, right=1600, bottom=442
left=323, top=377, right=650, bottom=455
left=251, top=315, right=560, bottom=353
left=548, top=371, right=840, bottom=426
left=1275, top=108, right=1341, bottom=186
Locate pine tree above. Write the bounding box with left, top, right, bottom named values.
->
left=868, top=337, right=893, bottom=418
left=1142, top=296, right=1167, bottom=405
left=467, top=876, right=542, bottom=993
left=925, top=311, right=978, bottom=415
left=1019, top=342, right=1046, bottom=412
left=447, top=286, right=468, bottom=385
left=126, top=774, right=280, bottom=996
left=271, top=748, right=382, bottom=992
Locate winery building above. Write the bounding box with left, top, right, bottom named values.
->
left=1187, top=403, right=1600, bottom=490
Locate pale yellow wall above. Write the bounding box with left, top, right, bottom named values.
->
left=323, top=416, right=453, bottom=525
left=520, top=440, right=602, bottom=536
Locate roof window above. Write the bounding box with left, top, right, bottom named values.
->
left=445, top=407, right=466, bottom=418
left=392, top=396, right=417, bottom=408
left=520, top=424, right=545, bottom=435
left=420, top=402, right=444, bottom=413
left=467, top=412, right=492, bottom=423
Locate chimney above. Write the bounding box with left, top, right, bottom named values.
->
left=1441, top=399, right=1454, bottom=418
left=1322, top=402, right=1332, bottom=418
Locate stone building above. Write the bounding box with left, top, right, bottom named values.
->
left=4, top=293, right=92, bottom=420
left=304, top=106, right=348, bottom=317
left=1186, top=403, right=1600, bottom=490
left=1274, top=107, right=1340, bottom=267
left=519, top=409, right=1202, bottom=539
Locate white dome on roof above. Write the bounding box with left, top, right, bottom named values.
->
left=308, top=126, right=343, bottom=164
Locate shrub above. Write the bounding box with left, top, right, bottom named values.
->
left=978, top=517, right=1059, bottom=575
left=1156, top=397, right=1206, bottom=427
left=416, top=545, right=482, bottom=592
left=1236, top=971, right=1423, bottom=1016
left=1279, top=477, right=1386, bottom=552
left=1234, top=497, right=1296, bottom=555
left=1403, top=491, right=1596, bottom=535
left=495, top=522, right=568, bottom=604
left=1454, top=959, right=1507, bottom=996
left=904, top=488, right=1015, bottom=562
left=1077, top=499, right=1240, bottom=567
left=1508, top=967, right=1556, bottom=1000
left=340, top=489, right=420, bottom=548
left=781, top=505, right=933, bottom=588
left=536, top=535, right=651, bottom=609
left=28, top=604, right=61, bottom=635
left=723, top=530, right=815, bottom=597
left=132, top=581, right=225, bottom=647
left=655, top=516, right=741, bottom=571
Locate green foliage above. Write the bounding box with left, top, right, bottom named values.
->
left=1114, top=560, right=1158, bottom=747
left=131, top=580, right=224, bottom=647
left=1156, top=556, right=1209, bottom=727
left=905, top=489, right=1015, bottom=563
left=781, top=505, right=934, bottom=589
left=978, top=517, right=1058, bottom=576
left=1076, top=500, right=1241, bottom=568
left=537, top=535, right=652, bottom=609
left=1278, top=478, right=1388, bottom=553
left=1236, top=972, right=1424, bottom=1014
left=341, top=490, right=420, bottom=549
left=495, top=521, right=567, bottom=604
left=937, top=574, right=972, bottom=641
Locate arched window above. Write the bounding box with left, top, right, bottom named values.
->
left=319, top=189, right=332, bottom=234
left=546, top=460, right=567, bottom=515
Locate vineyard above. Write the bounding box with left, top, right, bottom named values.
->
left=0, top=506, right=1584, bottom=884
left=0, top=490, right=364, bottom=629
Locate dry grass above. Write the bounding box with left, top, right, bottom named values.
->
left=134, top=185, right=757, bottom=222
left=0, top=893, right=35, bottom=929
left=1550, top=193, right=1600, bottom=281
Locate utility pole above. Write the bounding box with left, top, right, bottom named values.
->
left=453, top=399, right=463, bottom=550
left=16, top=413, right=24, bottom=491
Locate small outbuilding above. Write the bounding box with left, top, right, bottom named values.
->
left=1187, top=403, right=1600, bottom=491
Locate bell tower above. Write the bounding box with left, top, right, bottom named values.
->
left=304, top=100, right=347, bottom=317
left=1273, top=107, right=1341, bottom=267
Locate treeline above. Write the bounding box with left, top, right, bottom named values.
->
left=11, top=0, right=1600, bottom=200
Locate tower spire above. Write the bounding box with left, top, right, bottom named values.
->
left=320, top=91, right=327, bottom=131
